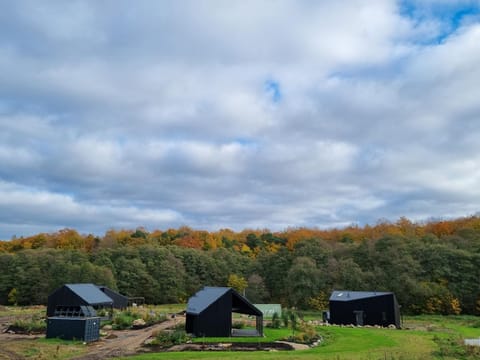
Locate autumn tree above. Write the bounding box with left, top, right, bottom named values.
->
left=227, top=274, right=248, bottom=295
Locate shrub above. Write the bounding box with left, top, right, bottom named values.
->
left=284, top=322, right=319, bottom=344
left=10, top=315, right=46, bottom=334
left=471, top=319, right=480, bottom=328
left=282, top=311, right=289, bottom=328
left=111, top=308, right=167, bottom=330
left=112, top=313, right=135, bottom=330
left=232, top=321, right=245, bottom=329
left=150, top=330, right=191, bottom=348
left=433, top=335, right=480, bottom=359
left=267, top=312, right=281, bottom=329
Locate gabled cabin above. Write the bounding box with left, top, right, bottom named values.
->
left=185, top=287, right=263, bottom=337
left=47, top=283, right=113, bottom=317
left=329, top=290, right=401, bottom=328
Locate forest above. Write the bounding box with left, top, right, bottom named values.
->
left=1, top=215, right=480, bottom=316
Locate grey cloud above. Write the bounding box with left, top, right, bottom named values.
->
left=0, top=1, right=479, bottom=239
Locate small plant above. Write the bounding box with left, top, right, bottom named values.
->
left=96, top=308, right=109, bottom=317
left=267, top=312, right=281, bottom=328
left=282, top=311, right=289, bottom=328
left=232, top=321, right=245, bottom=329
left=471, top=319, right=480, bottom=328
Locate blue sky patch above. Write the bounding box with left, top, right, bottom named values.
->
left=399, top=0, right=480, bottom=44
left=264, top=80, right=282, bottom=103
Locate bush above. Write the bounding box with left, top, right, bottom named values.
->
left=433, top=335, right=480, bottom=359
left=284, top=322, right=319, bottom=344
left=232, top=321, right=245, bottom=329
left=9, top=315, right=46, bottom=334
left=471, top=319, right=480, bottom=328
left=267, top=312, right=281, bottom=329
left=150, top=330, right=191, bottom=348
left=112, top=313, right=135, bottom=330
left=111, top=308, right=167, bottom=330
left=282, top=311, right=289, bottom=328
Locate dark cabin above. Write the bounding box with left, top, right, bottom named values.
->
left=329, top=290, right=401, bottom=328
left=97, top=286, right=129, bottom=309
left=47, top=283, right=113, bottom=317
left=185, top=287, right=263, bottom=337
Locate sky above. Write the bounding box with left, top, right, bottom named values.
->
left=1, top=0, right=480, bottom=239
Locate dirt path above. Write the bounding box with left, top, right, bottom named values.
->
left=275, top=340, right=310, bottom=350
left=71, top=316, right=185, bottom=360
left=0, top=347, right=25, bottom=360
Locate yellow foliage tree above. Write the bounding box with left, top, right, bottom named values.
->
left=227, top=274, right=248, bottom=295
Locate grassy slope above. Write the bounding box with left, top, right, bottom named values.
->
left=126, top=327, right=437, bottom=360
left=126, top=316, right=480, bottom=360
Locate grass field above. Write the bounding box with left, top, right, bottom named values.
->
left=125, top=315, right=480, bottom=360
left=126, top=327, right=434, bottom=360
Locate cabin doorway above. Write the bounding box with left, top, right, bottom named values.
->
left=353, top=310, right=364, bottom=326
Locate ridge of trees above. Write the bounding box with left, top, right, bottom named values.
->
left=2, top=216, right=480, bottom=253
left=1, top=215, right=480, bottom=316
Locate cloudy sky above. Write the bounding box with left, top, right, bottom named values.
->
left=1, top=0, right=480, bottom=239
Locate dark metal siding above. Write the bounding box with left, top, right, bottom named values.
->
left=98, top=287, right=128, bottom=309
left=47, top=287, right=89, bottom=317
left=185, top=287, right=264, bottom=337
left=46, top=317, right=100, bottom=342
left=47, top=284, right=113, bottom=317
left=330, top=293, right=400, bottom=328
left=187, top=292, right=232, bottom=337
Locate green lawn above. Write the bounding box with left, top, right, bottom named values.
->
left=126, top=327, right=435, bottom=360
left=125, top=316, right=480, bottom=360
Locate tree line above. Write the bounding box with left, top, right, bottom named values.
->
left=1, top=216, right=480, bottom=315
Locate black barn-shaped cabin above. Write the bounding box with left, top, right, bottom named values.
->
left=185, top=287, right=263, bottom=337
left=329, top=290, right=401, bottom=328
left=47, top=283, right=113, bottom=317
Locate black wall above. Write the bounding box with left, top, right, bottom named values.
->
left=47, top=287, right=89, bottom=317
left=99, top=287, right=128, bottom=309
left=330, top=294, right=400, bottom=328
left=186, top=292, right=232, bottom=337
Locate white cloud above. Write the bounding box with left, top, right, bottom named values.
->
left=0, top=180, right=183, bottom=237
left=0, top=1, right=479, bottom=238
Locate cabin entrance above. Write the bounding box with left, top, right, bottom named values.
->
left=353, top=310, right=364, bottom=326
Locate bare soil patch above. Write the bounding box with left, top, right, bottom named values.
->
left=164, top=341, right=295, bottom=352
left=70, top=316, right=185, bottom=360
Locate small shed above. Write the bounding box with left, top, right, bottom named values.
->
left=97, top=286, right=129, bottom=309
left=185, top=287, right=263, bottom=337
left=254, top=304, right=282, bottom=318
left=329, top=290, right=401, bottom=328
left=47, top=283, right=114, bottom=317
left=46, top=317, right=100, bottom=342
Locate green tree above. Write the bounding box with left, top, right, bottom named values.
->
left=286, top=257, right=323, bottom=309
left=257, top=247, right=292, bottom=303
left=245, top=274, right=269, bottom=303
left=8, top=288, right=17, bottom=305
